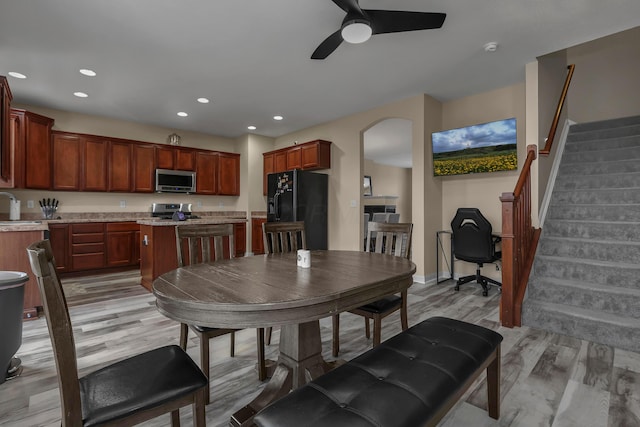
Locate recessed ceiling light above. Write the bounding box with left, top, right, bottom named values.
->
left=197, top=97, right=210, bottom=104
left=79, top=69, right=97, bottom=77
left=273, top=115, right=283, bottom=121
left=247, top=125, right=257, bottom=130
left=73, top=91, right=88, bottom=98
left=484, top=42, right=498, bottom=52
left=8, top=72, right=26, bottom=79
left=177, top=112, right=188, bottom=117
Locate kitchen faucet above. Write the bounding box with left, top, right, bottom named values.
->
left=0, top=192, right=21, bottom=220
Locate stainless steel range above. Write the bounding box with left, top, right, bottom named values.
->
left=151, top=203, right=200, bottom=220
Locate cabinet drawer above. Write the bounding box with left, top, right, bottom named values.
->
left=71, top=223, right=105, bottom=234
left=72, top=233, right=104, bottom=244
left=106, top=222, right=139, bottom=232
left=72, top=243, right=104, bottom=254
left=72, top=253, right=106, bottom=270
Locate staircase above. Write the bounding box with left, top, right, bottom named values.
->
left=522, top=115, right=640, bottom=352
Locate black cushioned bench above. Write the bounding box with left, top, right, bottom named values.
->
left=253, top=317, right=503, bottom=427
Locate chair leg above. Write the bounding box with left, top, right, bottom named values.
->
left=364, top=318, right=371, bottom=339
left=171, top=409, right=180, bottom=426
left=332, top=314, right=340, bottom=357
left=193, top=387, right=206, bottom=427
left=179, top=323, right=189, bottom=350
left=400, top=290, right=409, bottom=331
left=265, top=327, right=273, bottom=345
left=373, top=316, right=382, bottom=347
left=257, top=328, right=267, bottom=381
left=200, top=335, right=211, bottom=405
left=229, top=331, right=235, bottom=357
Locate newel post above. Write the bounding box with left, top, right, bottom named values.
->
left=499, top=192, right=516, bottom=327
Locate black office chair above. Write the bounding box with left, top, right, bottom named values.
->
left=451, top=208, right=501, bottom=296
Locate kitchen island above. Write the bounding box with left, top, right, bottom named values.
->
left=137, top=217, right=247, bottom=291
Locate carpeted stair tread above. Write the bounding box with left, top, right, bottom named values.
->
left=535, top=254, right=640, bottom=270
left=551, top=188, right=640, bottom=204
left=559, top=158, right=640, bottom=175
left=569, top=115, right=640, bottom=134
left=554, top=172, right=640, bottom=190
left=565, top=134, right=640, bottom=151
left=527, top=277, right=640, bottom=319
left=546, top=204, right=640, bottom=221
left=538, top=236, right=640, bottom=263
left=522, top=301, right=640, bottom=353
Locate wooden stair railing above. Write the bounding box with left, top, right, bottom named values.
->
left=540, top=64, right=575, bottom=155
left=499, top=64, right=575, bottom=328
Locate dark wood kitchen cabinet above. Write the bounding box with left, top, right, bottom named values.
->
left=195, top=150, right=218, bottom=195
left=12, top=109, right=54, bottom=189
left=263, top=153, right=274, bottom=195
left=0, top=76, right=12, bottom=185
left=48, top=223, right=70, bottom=272
left=251, top=217, right=267, bottom=255
left=70, top=223, right=106, bottom=271
left=108, top=140, right=133, bottom=192
left=52, top=132, right=81, bottom=191
left=132, top=143, right=155, bottom=192
left=218, top=152, right=240, bottom=195
left=286, top=146, right=302, bottom=170
left=157, top=146, right=195, bottom=171
left=106, top=222, right=139, bottom=267
left=82, top=136, right=108, bottom=191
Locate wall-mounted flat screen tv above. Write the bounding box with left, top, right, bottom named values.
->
left=431, top=117, right=517, bottom=177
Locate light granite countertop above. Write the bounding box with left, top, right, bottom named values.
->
left=0, top=211, right=247, bottom=232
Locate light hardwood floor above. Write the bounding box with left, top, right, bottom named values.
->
left=2, top=270, right=640, bottom=426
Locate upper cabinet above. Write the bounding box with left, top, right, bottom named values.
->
left=6, top=113, right=240, bottom=195
left=132, top=143, right=155, bottom=193
left=196, top=151, right=240, bottom=196
left=12, top=109, right=55, bottom=189
left=0, top=76, right=12, bottom=186
left=262, top=139, right=331, bottom=194
left=157, top=146, right=196, bottom=171
left=217, top=152, right=240, bottom=195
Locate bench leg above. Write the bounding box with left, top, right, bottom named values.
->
left=486, top=345, right=501, bottom=419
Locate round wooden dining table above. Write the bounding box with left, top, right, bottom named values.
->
left=153, top=250, right=416, bottom=426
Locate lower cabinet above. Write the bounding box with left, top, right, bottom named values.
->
left=48, top=221, right=140, bottom=274
left=106, top=222, right=140, bottom=267
left=251, top=218, right=267, bottom=255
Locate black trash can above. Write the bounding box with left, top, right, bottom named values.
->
left=0, top=271, right=28, bottom=385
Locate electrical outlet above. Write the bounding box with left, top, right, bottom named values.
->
left=197, top=201, right=202, bottom=208
left=218, top=202, right=224, bottom=208
left=350, top=199, right=357, bottom=208
left=119, top=200, right=126, bottom=208
left=27, top=200, right=34, bottom=209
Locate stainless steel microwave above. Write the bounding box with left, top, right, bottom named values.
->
left=155, top=169, right=196, bottom=193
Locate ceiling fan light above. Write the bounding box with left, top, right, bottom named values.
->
left=341, top=21, right=372, bottom=44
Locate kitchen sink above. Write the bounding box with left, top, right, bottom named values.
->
left=0, top=221, right=43, bottom=226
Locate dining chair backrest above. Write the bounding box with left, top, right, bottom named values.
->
left=176, top=223, right=235, bottom=267
left=26, top=240, right=83, bottom=425
left=262, top=221, right=307, bottom=254
left=365, top=222, right=413, bottom=259
left=363, top=213, right=370, bottom=237
left=387, top=213, right=400, bottom=223
left=371, top=212, right=388, bottom=223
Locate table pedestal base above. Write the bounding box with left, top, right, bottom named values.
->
left=231, top=320, right=331, bottom=426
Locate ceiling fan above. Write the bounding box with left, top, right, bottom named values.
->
left=311, top=0, right=446, bottom=60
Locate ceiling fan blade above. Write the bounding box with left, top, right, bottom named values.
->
left=332, top=0, right=363, bottom=13
left=311, top=29, right=344, bottom=59
left=365, top=10, right=446, bottom=34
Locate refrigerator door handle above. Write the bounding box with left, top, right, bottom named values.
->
left=273, top=192, right=280, bottom=220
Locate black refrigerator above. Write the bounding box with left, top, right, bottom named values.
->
left=267, top=170, right=328, bottom=250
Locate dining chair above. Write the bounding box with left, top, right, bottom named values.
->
left=26, top=239, right=207, bottom=427
left=363, top=213, right=370, bottom=250
left=332, top=222, right=413, bottom=357
left=262, top=221, right=307, bottom=346
left=176, top=223, right=268, bottom=404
